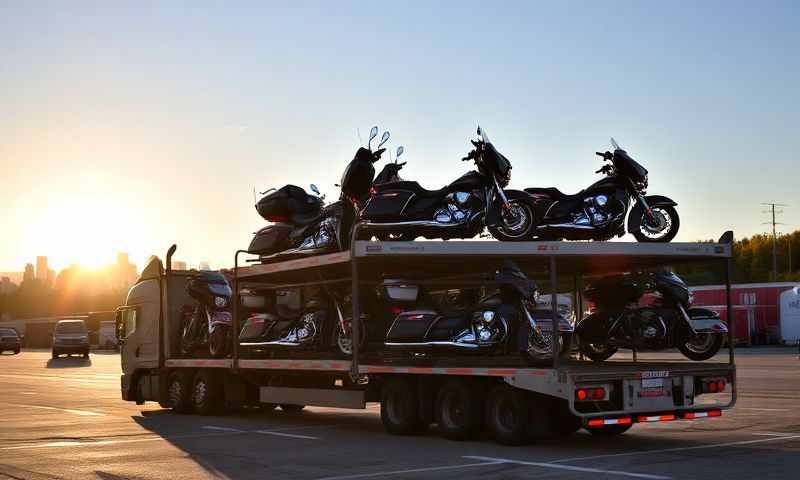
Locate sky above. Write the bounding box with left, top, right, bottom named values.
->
left=1, top=0, right=798, bottom=272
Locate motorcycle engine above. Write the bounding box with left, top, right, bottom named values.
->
left=632, top=309, right=668, bottom=349
left=433, top=192, right=474, bottom=224
left=574, top=195, right=618, bottom=227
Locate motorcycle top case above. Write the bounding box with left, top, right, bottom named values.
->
left=340, top=147, right=376, bottom=201
left=248, top=223, right=292, bottom=255
left=256, top=185, right=321, bottom=222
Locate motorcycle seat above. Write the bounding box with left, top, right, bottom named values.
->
left=524, top=187, right=584, bottom=202
left=380, top=181, right=449, bottom=198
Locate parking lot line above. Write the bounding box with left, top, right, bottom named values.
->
left=317, top=461, right=506, bottom=480
left=255, top=430, right=320, bottom=440
left=7, top=403, right=104, bottom=416
left=550, top=434, right=800, bottom=464
left=202, top=426, right=244, bottom=433
left=464, top=456, right=669, bottom=480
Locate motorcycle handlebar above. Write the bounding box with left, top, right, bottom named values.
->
left=596, top=151, right=613, bottom=161
left=372, top=148, right=386, bottom=162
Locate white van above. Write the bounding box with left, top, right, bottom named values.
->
left=98, top=320, right=118, bottom=350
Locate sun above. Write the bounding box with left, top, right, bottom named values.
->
left=22, top=195, right=146, bottom=271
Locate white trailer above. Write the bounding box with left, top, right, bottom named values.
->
left=117, top=233, right=736, bottom=444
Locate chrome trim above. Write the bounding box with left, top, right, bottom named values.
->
left=361, top=212, right=482, bottom=230
left=239, top=340, right=303, bottom=347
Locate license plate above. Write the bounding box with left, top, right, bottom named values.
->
left=642, top=378, right=664, bottom=389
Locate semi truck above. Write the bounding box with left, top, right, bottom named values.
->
left=116, top=233, right=736, bottom=444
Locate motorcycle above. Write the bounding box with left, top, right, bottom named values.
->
left=238, top=287, right=369, bottom=358
left=359, top=126, right=536, bottom=241
left=181, top=271, right=233, bottom=358
left=524, top=138, right=680, bottom=242
left=248, top=126, right=392, bottom=262
left=383, top=261, right=573, bottom=362
left=576, top=271, right=727, bottom=361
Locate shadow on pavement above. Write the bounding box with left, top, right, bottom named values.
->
left=46, top=356, right=92, bottom=368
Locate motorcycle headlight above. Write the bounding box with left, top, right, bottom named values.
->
left=214, top=296, right=227, bottom=308
left=482, top=311, right=495, bottom=324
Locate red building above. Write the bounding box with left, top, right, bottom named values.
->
left=690, top=282, right=799, bottom=345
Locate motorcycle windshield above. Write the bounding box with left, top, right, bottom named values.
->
left=495, top=261, right=537, bottom=299
left=208, top=283, right=232, bottom=298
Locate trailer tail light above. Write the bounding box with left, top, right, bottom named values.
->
left=587, top=417, right=632, bottom=427
left=637, top=414, right=676, bottom=423
left=683, top=409, right=722, bottom=419
left=575, top=384, right=610, bottom=402
left=700, top=377, right=727, bottom=394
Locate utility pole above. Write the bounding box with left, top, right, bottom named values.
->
left=761, top=203, right=787, bottom=282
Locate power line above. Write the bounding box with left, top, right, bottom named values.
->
left=761, top=203, right=788, bottom=281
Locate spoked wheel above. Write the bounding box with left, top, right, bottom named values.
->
left=436, top=379, right=482, bottom=440
left=488, top=200, right=535, bottom=241
left=678, top=332, right=723, bottom=361
left=633, top=205, right=680, bottom=242
left=526, top=329, right=569, bottom=362
left=335, top=319, right=366, bottom=358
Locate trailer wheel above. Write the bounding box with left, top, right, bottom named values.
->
left=192, top=369, right=223, bottom=415
left=485, top=384, right=529, bottom=446
left=381, top=377, right=424, bottom=435
left=167, top=370, right=193, bottom=413
left=586, top=423, right=634, bottom=436
left=279, top=404, right=306, bottom=413
left=436, top=379, right=482, bottom=440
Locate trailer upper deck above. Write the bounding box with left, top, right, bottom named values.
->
left=236, top=235, right=732, bottom=283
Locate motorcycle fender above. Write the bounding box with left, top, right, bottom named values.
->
left=686, top=308, right=728, bottom=334
left=574, top=312, right=608, bottom=341
left=486, top=189, right=535, bottom=227
left=627, top=195, right=678, bottom=234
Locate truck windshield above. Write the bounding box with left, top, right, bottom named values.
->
left=56, top=322, right=87, bottom=334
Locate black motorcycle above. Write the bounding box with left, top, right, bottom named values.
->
left=576, top=271, right=727, bottom=361
left=359, top=126, right=536, bottom=241
left=524, top=138, right=679, bottom=242
left=238, top=287, right=368, bottom=358
left=181, top=271, right=233, bottom=358
left=383, top=261, right=573, bottom=362
left=248, top=127, right=392, bottom=261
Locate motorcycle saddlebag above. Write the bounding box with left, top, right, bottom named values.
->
left=239, top=313, right=279, bottom=342
left=248, top=224, right=292, bottom=255
left=362, top=189, right=415, bottom=221
left=256, top=185, right=321, bottom=222
left=385, top=310, right=438, bottom=343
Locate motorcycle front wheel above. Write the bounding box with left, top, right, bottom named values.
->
left=208, top=326, right=230, bottom=358
left=335, top=321, right=366, bottom=358
left=633, top=205, right=680, bottom=242
left=677, top=331, right=723, bottom=361
left=488, top=200, right=535, bottom=241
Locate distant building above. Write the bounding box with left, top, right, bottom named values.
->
left=23, top=264, right=34, bottom=284
left=0, top=277, right=18, bottom=295
left=0, top=272, right=23, bottom=284
left=36, top=256, right=49, bottom=280
left=172, top=261, right=187, bottom=271
left=111, top=252, right=138, bottom=289
left=198, top=261, right=210, bottom=271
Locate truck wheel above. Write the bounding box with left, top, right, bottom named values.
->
left=192, top=370, right=223, bottom=415
left=381, top=377, right=424, bottom=435
left=485, top=384, right=529, bottom=445
left=279, top=404, right=305, bottom=413
left=436, top=379, right=482, bottom=440
left=586, top=423, right=633, bottom=436
left=167, top=371, right=194, bottom=413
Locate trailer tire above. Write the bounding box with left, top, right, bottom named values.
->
left=436, top=379, right=482, bottom=440
left=485, top=384, right=529, bottom=446
left=167, top=371, right=193, bottom=413
left=191, top=369, right=223, bottom=415
left=586, top=423, right=633, bottom=436
left=279, top=404, right=305, bottom=413
left=381, top=377, right=424, bottom=435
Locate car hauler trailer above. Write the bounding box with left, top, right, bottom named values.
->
left=117, top=232, right=736, bottom=444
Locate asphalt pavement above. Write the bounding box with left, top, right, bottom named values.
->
left=0, top=348, right=798, bottom=480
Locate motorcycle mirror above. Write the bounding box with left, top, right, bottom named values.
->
left=477, top=125, right=481, bottom=136
left=378, top=131, right=390, bottom=148
left=368, top=126, right=379, bottom=150
left=395, top=146, right=404, bottom=163
left=310, top=184, right=320, bottom=196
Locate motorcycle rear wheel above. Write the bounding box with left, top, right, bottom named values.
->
left=633, top=205, right=680, bottom=243
left=208, top=326, right=230, bottom=358
left=526, top=331, right=570, bottom=362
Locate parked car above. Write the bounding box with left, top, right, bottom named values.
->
left=52, top=319, right=90, bottom=358
left=98, top=320, right=118, bottom=350
left=0, top=327, right=21, bottom=354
